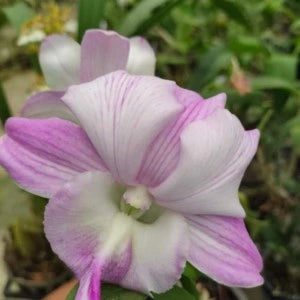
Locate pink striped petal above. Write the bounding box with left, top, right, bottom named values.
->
left=80, top=30, right=130, bottom=83
left=76, top=261, right=103, bottom=300
left=151, top=109, right=260, bottom=217
left=0, top=118, right=106, bottom=197
left=62, top=71, right=183, bottom=185
left=126, top=37, right=156, bottom=75
left=21, top=91, right=78, bottom=122
left=45, top=172, right=129, bottom=300
left=39, top=35, right=80, bottom=90
left=186, top=215, right=263, bottom=287
left=137, top=90, right=226, bottom=186
left=44, top=171, right=188, bottom=298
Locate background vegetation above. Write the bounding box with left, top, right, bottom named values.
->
left=0, top=0, right=299, bottom=299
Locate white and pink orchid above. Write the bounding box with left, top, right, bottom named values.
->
left=0, top=30, right=263, bottom=300
left=21, top=30, right=156, bottom=121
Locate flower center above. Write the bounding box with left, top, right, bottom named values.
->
left=119, top=186, right=163, bottom=223
left=124, top=186, right=152, bottom=210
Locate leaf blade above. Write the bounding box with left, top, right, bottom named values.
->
left=0, top=81, right=11, bottom=126
left=2, top=2, right=34, bottom=32
left=65, top=283, right=147, bottom=300
left=77, top=0, right=107, bottom=42
left=118, top=0, right=179, bottom=36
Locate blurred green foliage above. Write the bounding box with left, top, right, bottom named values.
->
left=77, top=0, right=106, bottom=42
left=2, top=2, right=34, bottom=32
left=0, top=81, right=11, bottom=124
left=105, top=3, right=300, bottom=295
left=0, top=0, right=300, bottom=298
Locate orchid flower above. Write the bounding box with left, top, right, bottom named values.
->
left=21, top=29, right=156, bottom=122
left=0, top=70, right=263, bottom=299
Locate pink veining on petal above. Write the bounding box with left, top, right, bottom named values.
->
left=62, top=71, right=183, bottom=185
left=137, top=87, right=226, bottom=187
left=150, top=109, right=259, bottom=217
left=102, top=242, right=132, bottom=283
left=76, top=247, right=133, bottom=300
left=186, top=215, right=263, bottom=287
left=0, top=118, right=107, bottom=197
left=76, top=260, right=102, bottom=300
left=44, top=171, right=133, bottom=299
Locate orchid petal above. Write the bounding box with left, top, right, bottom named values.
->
left=80, top=30, right=130, bottom=82
left=39, top=35, right=80, bottom=90
left=151, top=109, right=260, bottom=217
left=120, top=210, right=187, bottom=294
left=44, top=171, right=188, bottom=297
left=137, top=90, right=226, bottom=186
left=186, top=215, right=263, bottom=287
left=0, top=118, right=106, bottom=197
left=21, top=91, right=78, bottom=123
left=76, top=260, right=103, bottom=300
left=126, top=37, right=156, bottom=75
left=62, top=71, right=183, bottom=185
left=45, top=172, right=125, bottom=300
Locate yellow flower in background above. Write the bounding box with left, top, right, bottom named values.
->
left=17, top=3, right=77, bottom=52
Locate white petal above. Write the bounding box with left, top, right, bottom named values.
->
left=45, top=172, right=124, bottom=300
left=151, top=109, right=260, bottom=217
left=126, top=37, right=156, bottom=75
left=62, top=71, right=183, bottom=185
left=21, top=91, right=78, bottom=123
left=39, top=35, right=80, bottom=90
left=137, top=90, right=226, bottom=187
left=45, top=171, right=188, bottom=297
left=121, top=211, right=188, bottom=294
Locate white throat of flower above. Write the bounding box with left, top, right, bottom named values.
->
left=101, top=185, right=164, bottom=258
left=120, top=185, right=163, bottom=223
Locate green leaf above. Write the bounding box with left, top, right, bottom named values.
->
left=2, top=2, right=34, bottom=32
left=182, top=262, right=201, bottom=281
left=77, top=0, right=107, bottom=42
left=291, top=19, right=300, bottom=35
left=133, top=0, right=182, bottom=36
left=153, top=285, right=195, bottom=300
left=286, top=116, right=300, bottom=154
left=102, top=284, right=147, bottom=300
left=0, top=81, right=11, bottom=126
left=188, top=46, right=231, bottom=91
left=265, top=54, right=297, bottom=81
left=229, top=36, right=266, bottom=54
left=65, top=284, right=78, bottom=300
left=0, top=176, right=31, bottom=228
left=11, top=219, right=35, bottom=258
left=65, top=283, right=147, bottom=300
left=157, top=54, right=187, bottom=65
left=180, top=275, right=198, bottom=299
left=0, top=10, right=7, bottom=27
left=118, top=0, right=180, bottom=36
left=212, top=0, right=251, bottom=29
left=250, top=76, right=298, bottom=93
